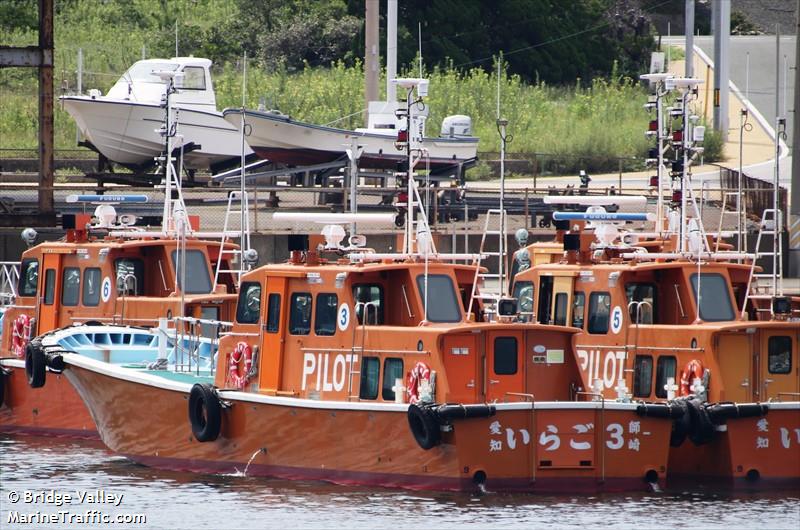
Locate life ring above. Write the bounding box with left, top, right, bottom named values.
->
left=227, top=342, right=253, bottom=390
left=406, top=361, right=431, bottom=405
left=11, top=314, right=31, bottom=359
left=188, top=383, right=221, bottom=442
left=407, top=403, right=441, bottom=450
left=679, top=359, right=705, bottom=396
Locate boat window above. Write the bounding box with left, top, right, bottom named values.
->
left=359, top=357, right=380, bottom=400
left=768, top=336, right=792, bottom=374
left=17, top=258, right=38, bottom=297
left=654, top=356, right=677, bottom=398
left=353, top=284, right=384, bottom=325
left=633, top=355, right=653, bottom=397
left=115, top=258, right=144, bottom=295
left=82, top=267, right=101, bottom=306
left=236, top=282, right=262, bottom=324
left=494, top=336, right=518, bottom=375
left=125, top=61, right=178, bottom=84
left=512, top=281, right=534, bottom=321
left=181, top=66, right=206, bottom=90
left=171, top=250, right=213, bottom=294
left=571, top=292, right=585, bottom=328
left=61, top=267, right=80, bottom=306
left=199, top=306, right=220, bottom=339
left=314, top=293, right=338, bottom=336
left=626, top=283, right=656, bottom=324
left=416, top=274, right=461, bottom=323
left=587, top=292, right=611, bottom=334
left=289, top=293, right=312, bottom=335
left=553, top=292, right=568, bottom=326
left=43, top=269, right=55, bottom=305
left=382, top=358, right=404, bottom=401
left=266, top=293, right=281, bottom=333
left=537, top=276, right=553, bottom=324
left=689, top=273, right=735, bottom=322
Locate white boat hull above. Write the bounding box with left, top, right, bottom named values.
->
left=225, top=109, right=478, bottom=170
left=62, top=97, right=252, bottom=170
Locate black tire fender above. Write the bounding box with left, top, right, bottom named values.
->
left=25, top=341, right=46, bottom=389
left=0, top=367, right=6, bottom=408
left=686, top=398, right=715, bottom=446
left=407, top=403, right=441, bottom=450
left=668, top=399, right=691, bottom=447
left=188, top=383, right=222, bottom=442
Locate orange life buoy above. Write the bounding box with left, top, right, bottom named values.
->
left=227, top=342, right=253, bottom=390
left=11, top=314, right=31, bottom=359
left=679, top=359, right=704, bottom=396
left=406, top=361, right=431, bottom=404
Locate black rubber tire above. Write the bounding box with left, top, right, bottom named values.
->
left=686, top=398, right=715, bottom=446
left=188, top=383, right=222, bottom=442
left=407, top=403, right=441, bottom=450
left=25, top=341, right=46, bottom=389
left=0, top=368, right=5, bottom=408
left=669, top=399, right=691, bottom=447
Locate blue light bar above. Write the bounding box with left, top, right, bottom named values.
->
left=553, top=211, right=650, bottom=222
left=66, top=194, right=149, bottom=204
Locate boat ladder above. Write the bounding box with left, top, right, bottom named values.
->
left=0, top=261, right=20, bottom=306
left=715, top=191, right=746, bottom=254
left=744, top=208, right=783, bottom=316
left=213, top=190, right=253, bottom=290
left=467, top=208, right=507, bottom=319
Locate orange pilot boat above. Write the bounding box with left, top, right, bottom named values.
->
left=511, top=74, right=800, bottom=489
left=0, top=74, right=252, bottom=438
left=44, top=79, right=680, bottom=492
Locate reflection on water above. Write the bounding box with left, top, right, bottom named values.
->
left=1, top=435, right=798, bottom=529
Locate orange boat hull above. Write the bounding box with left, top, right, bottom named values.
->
left=0, top=360, right=97, bottom=439
left=64, top=359, right=673, bottom=492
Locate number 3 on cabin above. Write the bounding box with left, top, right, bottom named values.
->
left=337, top=303, right=350, bottom=331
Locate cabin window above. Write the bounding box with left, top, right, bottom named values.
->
left=553, top=292, right=568, bottom=326
left=199, top=306, right=220, bottom=339
left=43, top=269, right=55, bottom=305
left=416, top=274, right=461, bottom=323
left=289, top=293, right=312, bottom=335
left=236, top=282, right=261, bottom=324
left=359, top=357, right=380, bottom=400
left=633, top=355, right=653, bottom=397
left=61, top=267, right=80, bottom=306
left=314, top=293, right=338, bottom=336
left=626, top=283, right=656, bottom=324
left=181, top=66, right=206, bottom=90
left=494, top=336, right=518, bottom=375
left=690, top=273, right=734, bottom=322
left=115, top=258, right=144, bottom=295
left=18, top=258, right=38, bottom=297
left=768, top=336, right=792, bottom=374
left=382, top=358, right=404, bottom=401
left=655, top=356, right=677, bottom=398
left=587, top=292, right=611, bottom=334
left=82, top=267, right=101, bottom=306
left=266, top=293, right=281, bottom=333
left=126, top=61, right=177, bottom=83
left=171, top=250, right=212, bottom=294
left=572, top=292, right=585, bottom=328
left=353, top=284, right=384, bottom=325
left=537, top=276, right=553, bottom=324
left=512, top=281, right=534, bottom=320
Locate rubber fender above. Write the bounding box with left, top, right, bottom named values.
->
left=45, top=351, right=65, bottom=373
left=188, top=383, right=222, bottom=442
left=686, top=398, right=716, bottom=446
left=0, top=368, right=5, bottom=408
left=706, top=402, right=769, bottom=423
left=636, top=402, right=685, bottom=419
left=25, top=341, right=46, bottom=389
left=435, top=403, right=497, bottom=422
left=407, top=403, right=442, bottom=450
left=667, top=399, right=691, bottom=447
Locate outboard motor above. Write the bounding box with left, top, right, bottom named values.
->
left=440, top=115, right=472, bottom=138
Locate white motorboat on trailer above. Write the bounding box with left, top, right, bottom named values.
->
left=61, top=57, right=253, bottom=171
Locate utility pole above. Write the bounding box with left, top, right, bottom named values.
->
left=364, top=0, right=379, bottom=125
left=790, top=0, right=800, bottom=277
left=685, top=0, right=694, bottom=78
left=387, top=0, right=397, bottom=102
left=712, top=0, right=730, bottom=141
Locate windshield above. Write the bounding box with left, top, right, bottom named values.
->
left=123, top=62, right=178, bottom=84
left=171, top=249, right=213, bottom=294
left=416, top=274, right=461, bottom=323
left=690, top=273, right=735, bottom=321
